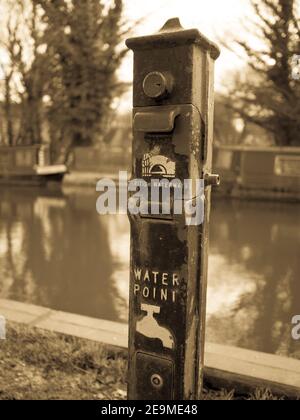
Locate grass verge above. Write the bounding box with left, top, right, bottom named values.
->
left=0, top=322, right=285, bottom=400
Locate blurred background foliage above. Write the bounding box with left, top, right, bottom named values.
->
left=0, top=0, right=299, bottom=162
left=218, top=0, right=300, bottom=147
left=0, top=0, right=131, bottom=161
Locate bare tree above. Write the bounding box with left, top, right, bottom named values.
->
left=0, top=11, right=21, bottom=146
left=222, top=0, right=300, bottom=146
left=0, top=0, right=47, bottom=146
left=0, top=63, right=14, bottom=146
left=16, top=1, right=47, bottom=145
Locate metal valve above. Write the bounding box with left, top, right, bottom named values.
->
left=143, top=71, right=174, bottom=100
left=204, top=173, right=221, bottom=187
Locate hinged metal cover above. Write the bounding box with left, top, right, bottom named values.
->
left=133, top=107, right=181, bottom=133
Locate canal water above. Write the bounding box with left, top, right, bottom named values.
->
left=0, top=186, right=299, bottom=359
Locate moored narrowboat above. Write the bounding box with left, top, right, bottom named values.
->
left=213, top=145, right=300, bottom=201
left=0, top=144, right=67, bottom=186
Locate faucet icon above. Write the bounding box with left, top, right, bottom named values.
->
left=136, top=304, right=175, bottom=350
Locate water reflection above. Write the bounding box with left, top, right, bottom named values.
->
left=0, top=187, right=299, bottom=358
left=207, top=199, right=300, bottom=359
left=0, top=187, right=126, bottom=321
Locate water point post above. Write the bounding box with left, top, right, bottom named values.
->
left=126, top=18, right=220, bottom=400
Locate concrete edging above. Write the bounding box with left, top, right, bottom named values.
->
left=0, top=299, right=299, bottom=398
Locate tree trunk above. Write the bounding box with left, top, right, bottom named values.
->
left=4, top=76, right=14, bottom=146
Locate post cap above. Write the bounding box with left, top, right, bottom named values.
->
left=126, top=17, right=220, bottom=60
left=159, top=18, right=184, bottom=32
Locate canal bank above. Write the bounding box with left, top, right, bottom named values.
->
left=1, top=298, right=300, bottom=398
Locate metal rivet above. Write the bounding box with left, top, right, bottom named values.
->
left=150, top=374, right=164, bottom=389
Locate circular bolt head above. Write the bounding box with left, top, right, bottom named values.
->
left=150, top=373, right=164, bottom=389
left=143, top=72, right=173, bottom=100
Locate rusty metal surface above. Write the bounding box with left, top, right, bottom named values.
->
left=127, top=18, right=219, bottom=400
left=133, top=106, right=180, bottom=133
